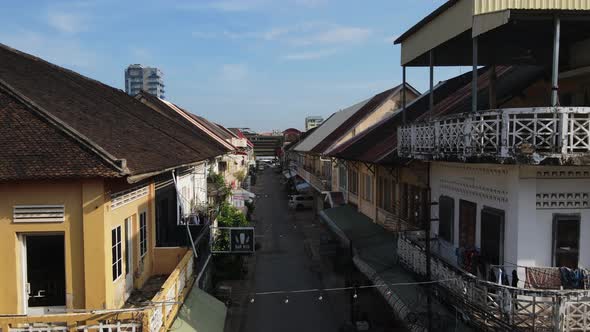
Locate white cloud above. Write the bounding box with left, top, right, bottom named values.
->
left=282, top=49, right=337, bottom=61
left=290, top=26, right=372, bottom=46
left=0, top=30, right=98, bottom=69
left=219, top=63, right=249, bottom=81
left=47, top=11, right=87, bottom=34
left=176, top=0, right=327, bottom=12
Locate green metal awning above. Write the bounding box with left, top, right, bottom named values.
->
left=171, top=287, right=227, bottom=332
left=319, top=205, right=474, bottom=332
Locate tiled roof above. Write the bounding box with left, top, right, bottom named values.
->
left=294, top=100, right=369, bottom=153
left=329, top=71, right=478, bottom=164
left=0, top=89, right=120, bottom=180
left=0, top=44, right=225, bottom=178
left=135, top=92, right=233, bottom=152
left=310, top=84, right=407, bottom=154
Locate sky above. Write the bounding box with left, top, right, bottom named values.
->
left=0, top=0, right=468, bottom=132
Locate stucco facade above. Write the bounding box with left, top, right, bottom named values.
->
left=0, top=179, right=157, bottom=314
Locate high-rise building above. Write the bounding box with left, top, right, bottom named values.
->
left=124, top=64, right=165, bottom=99
left=305, top=116, right=323, bottom=131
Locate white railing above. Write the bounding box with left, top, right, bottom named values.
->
left=9, top=327, right=68, bottom=332
left=2, top=251, right=195, bottom=332
left=77, top=323, right=141, bottom=332
left=397, top=236, right=590, bottom=331
left=398, top=107, right=590, bottom=162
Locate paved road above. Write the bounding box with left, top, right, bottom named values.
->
left=243, top=169, right=342, bottom=332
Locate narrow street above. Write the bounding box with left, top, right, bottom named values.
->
left=224, top=169, right=405, bottom=332
left=244, top=168, right=341, bottom=331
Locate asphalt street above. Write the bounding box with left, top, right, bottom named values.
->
left=232, top=168, right=406, bottom=332
left=243, top=168, right=342, bottom=332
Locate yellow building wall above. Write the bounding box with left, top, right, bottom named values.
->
left=0, top=178, right=158, bottom=314
left=0, top=180, right=86, bottom=314
left=104, top=181, right=155, bottom=309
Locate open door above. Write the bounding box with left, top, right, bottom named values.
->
left=22, top=234, right=66, bottom=315
left=124, top=218, right=134, bottom=299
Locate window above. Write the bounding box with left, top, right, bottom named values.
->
left=338, top=164, right=347, bottom=191
left=553, top=215, right=580, bottom=268
left=438, top=196, right=454, bottom=243
left=480, top=208, right=504, bottom=266
left=362, top=173, right=373, bottom=202
left=459, top=200, right=477, bottom=248
left=400, top=184, right=427, bottom=226
left=377, top=176, right=393, bottom=212
left=111, top=225, right=122, bottom=281
left=139, top=212, right=148, bottom=258
left=348, top=168, right=358, bottom=194
left=218, top=161, right=227, bottom=173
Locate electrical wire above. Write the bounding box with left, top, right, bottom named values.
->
left=247, top=277, right=458, bottom=297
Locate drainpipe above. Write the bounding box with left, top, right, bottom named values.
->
left=402, top=66, right=407, bottom=125
left=472, top=37, right=478, bottom=112
left=427, top=50, right=434, bottom=332
left=551, top=16, right=561, bottom=107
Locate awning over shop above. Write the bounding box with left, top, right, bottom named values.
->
left=231, top=188, right=256, bottom=200
left=171, top=287, right=227, bottom=332
left=319, top=205, right=473, bottom=332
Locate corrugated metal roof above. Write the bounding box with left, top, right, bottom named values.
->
left=311, top=84, right=407, bottom=154
left=396, top=0, right=590, bottom=66
left=475, top=0, right=590, bottom=15
left=294, top=98, right=370, bottom=153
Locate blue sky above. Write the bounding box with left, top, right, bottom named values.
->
left=0, top=0, right=466, bottom=131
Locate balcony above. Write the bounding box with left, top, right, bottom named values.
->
left=397, top=236, right=590, bottom=331
left=294, top=165, right=331, bottom=192
left=0, top=250, right=195, bottom=332
left=398, top=107, right=590, bottom=164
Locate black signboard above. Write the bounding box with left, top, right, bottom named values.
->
left=230, top=228, right=255, bottom=253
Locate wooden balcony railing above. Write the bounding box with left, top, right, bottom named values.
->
left=398, top=107, right=590, bottom=164
left=295, top=164, right=331, bottom=192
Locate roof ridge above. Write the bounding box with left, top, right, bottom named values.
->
left=0, top=78, right=129, bottom=175
left=0, top=43, right=125, bottom=95
left=136, top=92, right=234, bottom=152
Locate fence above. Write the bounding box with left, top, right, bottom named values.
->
left=398, top=107, right=590, bottom=162
left=0, top=251, right=195, bottom=332
left=397, top=236, right=590, bottom=331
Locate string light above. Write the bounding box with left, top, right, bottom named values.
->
left=245, top=278, right=457, bottom=304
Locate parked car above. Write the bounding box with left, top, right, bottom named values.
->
left=288, top=195, right=314, bottom=210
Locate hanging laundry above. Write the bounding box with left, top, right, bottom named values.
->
left=511, top=270, right=519, bottom=288
left=525, top=267, right=561, bottom=289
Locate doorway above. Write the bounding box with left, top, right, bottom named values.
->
left=21, top=234, right=66, bottom=315
left=480, top=208, right=505, bottom=266
left=459, top=200, right=477, bottom=248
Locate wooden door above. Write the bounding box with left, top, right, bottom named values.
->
left=459, top=200, right=476, bottom=248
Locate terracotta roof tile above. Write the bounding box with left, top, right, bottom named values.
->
left=0, top=44, right=225, bottom=177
